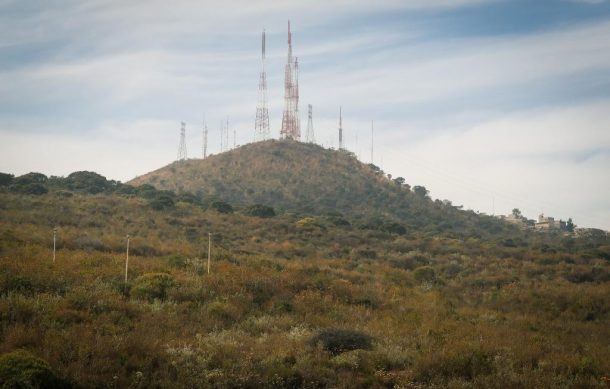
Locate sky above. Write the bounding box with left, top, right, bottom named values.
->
left=1, top=0, right=609, bottom=229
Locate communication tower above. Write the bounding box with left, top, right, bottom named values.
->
left=255, top=30, right=270, bottom=141
left=280, top=21, right=301, bottom=140
left=305, top=104, right=315, bottom=143
left=177, top=122, right=187, bottom=161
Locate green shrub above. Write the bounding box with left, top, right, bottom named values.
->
left=413, top=266, right=436, bottom=282
left=13, top=183, right=48, bottom=195
left=0, top=350, right=68, bottom=388
left=131, top=273, right=175, bottom=301
left=244, top=204, right=276, bottom=218
left=0, top=173, right=14, bottom=187
left=310, top=328, right=374, bottom=355
left=382, top=221, right=406, bottom=235
left=209, top=200, right=233, bottom=214
left=149, top=193, right=175, bottom=210
left=64, top=171, right=114, bottom=194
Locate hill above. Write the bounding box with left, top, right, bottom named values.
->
left=0, top=146, right=609, bottom=387
left=130, top=140, right=517, bottom=239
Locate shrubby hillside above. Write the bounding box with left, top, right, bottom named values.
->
left=130, top=140, right=520, bottom=239
left=0, top=142, right=609, bottom=387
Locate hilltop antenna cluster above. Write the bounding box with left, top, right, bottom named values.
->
left=254, top=30, right=270, bottom=142
left=338, top=107, right=343, bottom=150
left=177, top=121, right=187, bottom=161
left=305, top=104, right=315, bottom=143
left=280, top=21, right=301, bottom=140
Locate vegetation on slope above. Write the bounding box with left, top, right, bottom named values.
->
left=129, top=140, right=528, bottom=239
left=0, top=176, right=609, bottom=387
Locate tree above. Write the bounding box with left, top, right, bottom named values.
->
left=65, top=171, right=113, bottom=194
left=566, top=218, right=576, bottom=233
left=14, top=172, right=47, bottom=185
left=512, top=208, right=522, bottom=218
left=0, top=173, right=14, bottom=186
left=413, top=185, right=429, bottom=198
left=393, top=176, right=405, bottom=186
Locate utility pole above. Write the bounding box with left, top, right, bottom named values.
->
left=52, top=227, right=57, bottom=264
left=207, top=233, right=211, bottom=275
left=125, top=234, right=130, bottom=283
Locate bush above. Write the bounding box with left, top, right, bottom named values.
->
left=72, top=236, right=109, bottom=252
left=0, top=173, right=14, bottom=187
left=244, top=204, right=276, bottom=218
left=382, top=221, right=406, bottom=235
left=310, top=328, right=374, bottom=355
left=149, top=193, right=175, bottom=210
left=209, top=200, right=233, bottom=214
left=413, top=266, right=436, bottom=282
left=131, top=273, right=175, bottom=301
left=64, top=171, right=114, bottom=194
left=13, top=183, right=48, bottom=195
left=0, top=350, right=68, bottom=388
left=296, top=217, right=321, bottom=229
left=413, top=349, right=493, bottom=382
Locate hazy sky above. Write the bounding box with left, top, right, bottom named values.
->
left=1, top=0, right=609, bottom=229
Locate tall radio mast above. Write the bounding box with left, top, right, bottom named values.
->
left=254, top=29, right=270, bottom=141
left=305, top=104, right=315, bottom=143
left=177, top=121, right=187, bottom=161
left=280, top=21, right=301, bottom=140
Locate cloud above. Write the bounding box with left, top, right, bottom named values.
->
left=381, top=100, right=610, bottom=229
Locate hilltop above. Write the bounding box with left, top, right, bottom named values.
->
left=130, top=140, right=517, bottom=239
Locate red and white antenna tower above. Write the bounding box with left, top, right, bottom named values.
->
left=280, top=21, right=300, bottom=140
left=255, top=29, right=270, bottom=141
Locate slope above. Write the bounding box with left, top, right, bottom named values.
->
left=130, top=140, right=513, bottom=238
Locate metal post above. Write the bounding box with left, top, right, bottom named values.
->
left=207, top=233, right=211, bottom=275
left=53, top=228, right=57, bottom=264
left=125, top=235, right=130, bottom=283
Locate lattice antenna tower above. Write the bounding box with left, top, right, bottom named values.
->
left=177, top=121, right=187, bottom=161
left=202, top=116, right=208, bottom=159
left=305, top=104, right=315, bottom=143
left=280, top=20, right=300, bottom=140
left=338, top=107, right=343, bottom=150
left=255, top=29, right=270, bottom=141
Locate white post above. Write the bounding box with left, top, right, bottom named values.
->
left=207, top=233, right=211, bottom=275
left=53, top=228, right=57, bottom=264
left=125, top=235, right=130, bottom=283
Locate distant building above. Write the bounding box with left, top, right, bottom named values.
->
left=535, top=213, right=565, bottom=230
